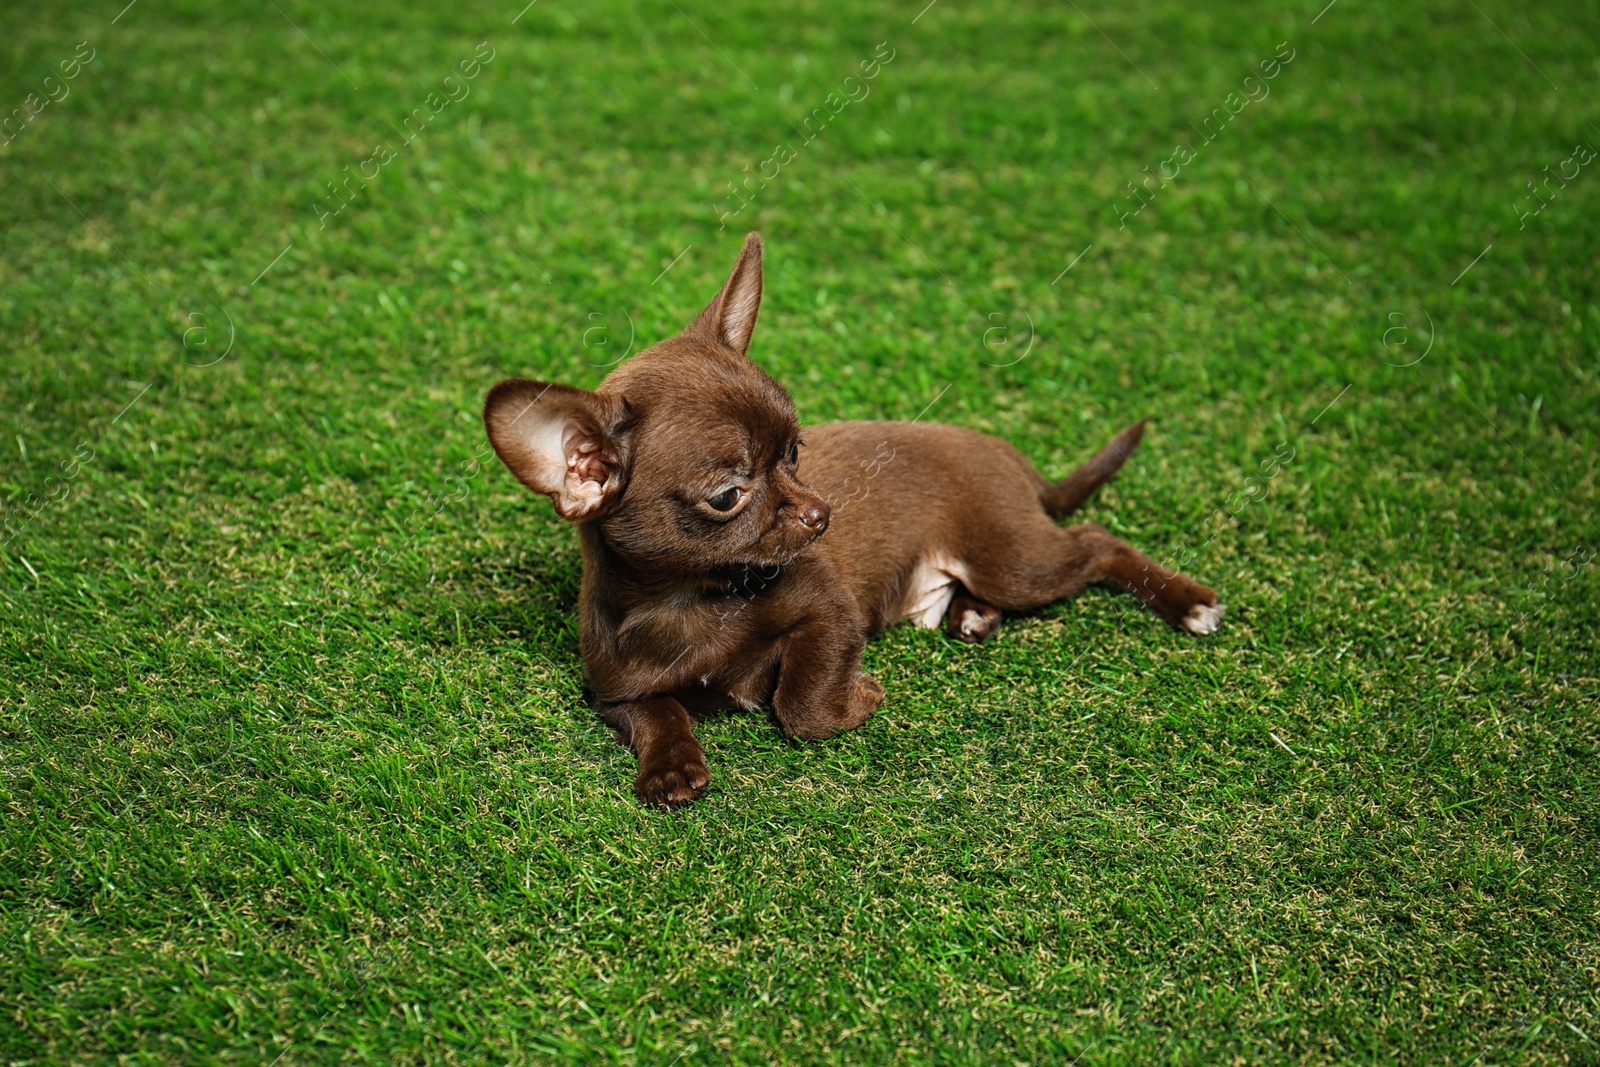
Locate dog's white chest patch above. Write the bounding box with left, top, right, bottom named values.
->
left=901, top=553, right=968, bottom=629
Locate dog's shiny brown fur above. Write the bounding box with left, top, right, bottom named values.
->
left=485, top=233, right=1222, bottom=806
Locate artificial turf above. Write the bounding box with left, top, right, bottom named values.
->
left=2, top=0, right=1598, bottom=1062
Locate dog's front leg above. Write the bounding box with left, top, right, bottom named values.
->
left=772, top=621, right=884, bottom=741
left=595, top=696, right=709, bottom=807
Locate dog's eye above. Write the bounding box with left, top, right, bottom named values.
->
left=787, top=441, right=800, bottom=465
left=707, top=487, right=741, bottom=512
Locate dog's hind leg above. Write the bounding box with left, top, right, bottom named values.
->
left=957, top=518, right=1223, bottom=635
left=941, top=421, right=1151, bottom=644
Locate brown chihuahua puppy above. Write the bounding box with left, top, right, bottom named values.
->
left=485, top=234, right=1222, bottom=806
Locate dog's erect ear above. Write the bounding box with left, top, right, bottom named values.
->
left=689, top=231, right=763, bottom=356
left=484, top=379, right=631, bottom=521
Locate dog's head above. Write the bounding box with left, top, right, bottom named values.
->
left=485, top=233, right=830, bottom=573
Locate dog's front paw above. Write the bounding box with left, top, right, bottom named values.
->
left=844, top=672, right=885, bottom=727
left=634, top=740, right=710, bottom=808
left=779, top=673, right=885, bottom=741
left=1182, top=601, right=1225, bottom=635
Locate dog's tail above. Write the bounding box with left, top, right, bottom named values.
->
left=1040, top=419, right=1146, bottom=517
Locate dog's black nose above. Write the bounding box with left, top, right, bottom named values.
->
left=797, top=501, right=830, bottom=533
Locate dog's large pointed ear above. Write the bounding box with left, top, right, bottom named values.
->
left=689, top=231, right=763, bottom=356
left=484, top=379, right=631, bottom=521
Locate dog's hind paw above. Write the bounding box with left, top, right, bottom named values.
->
left=947, top=596, right=1003, bottom=644
left=1183, top=602, right=1225, bottom=635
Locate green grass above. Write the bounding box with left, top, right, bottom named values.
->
left=2, top=0, right=1598, bottom=1062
